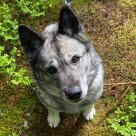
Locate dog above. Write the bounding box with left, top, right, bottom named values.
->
left=18, top=5, right=104, bottom=128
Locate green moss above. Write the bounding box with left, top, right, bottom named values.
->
left=0, top=87, right=37, bottom=136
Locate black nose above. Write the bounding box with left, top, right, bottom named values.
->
left=65, top=86, right=82, bottom=101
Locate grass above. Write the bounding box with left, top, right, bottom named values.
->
left=0, top=0, right=136, bottom=135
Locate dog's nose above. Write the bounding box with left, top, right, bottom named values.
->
left=65, top=86, right=82, bottom=101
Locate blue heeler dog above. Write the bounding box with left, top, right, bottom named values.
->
left=18, top=5, right=104, bottom=128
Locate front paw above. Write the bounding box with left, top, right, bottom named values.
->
left=82, top=105, right=96, bottom=121
left=47, top=113, right=60, bottom=128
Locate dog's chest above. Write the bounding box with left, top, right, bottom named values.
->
left=38, top=90, right=91, bottom=114
left=59, top=101, right=83, bottom=114
left=59, top=98, right=94, bottom=114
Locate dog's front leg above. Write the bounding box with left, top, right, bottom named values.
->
left=47, top=109, right=60, bottom=128
left=82, top=104, right=96, bottom=121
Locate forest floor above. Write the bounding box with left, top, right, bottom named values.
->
left=0, top=0, right=136, bottom=136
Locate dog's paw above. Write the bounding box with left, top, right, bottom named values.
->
left=47, top=114, right=60, bottom=128
left=82, top=106, right=96, bottom=121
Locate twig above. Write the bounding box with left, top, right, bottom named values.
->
left=119, top=85, right=131, bottom=101
left=99, top=81, right=135, bottom=123
left=104, top=82, right=136, bottom=86
left=100, top=84, right=132, bottom=122
left=104, top=87, right=113, bottom=92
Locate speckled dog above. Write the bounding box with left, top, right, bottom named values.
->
left=18, top=5, right=104, bottom=128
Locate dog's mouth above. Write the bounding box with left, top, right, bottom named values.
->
left=69, top=98, right=84, bottom=104
left=62, top=96, right=84, bottom=104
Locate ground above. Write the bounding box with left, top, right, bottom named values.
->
left=0, top=0, right=136, bottom=136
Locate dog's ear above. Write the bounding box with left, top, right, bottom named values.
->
left=18, top=24, right=45, bottom=60
left=58, top=5, right=82, bottom=36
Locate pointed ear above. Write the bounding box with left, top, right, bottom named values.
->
left=58, top=5, right=82, bottom=36
left=18, top=24, right=45, bottom=60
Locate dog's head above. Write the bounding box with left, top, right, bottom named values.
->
left=18, top=5, right=91, bottom=103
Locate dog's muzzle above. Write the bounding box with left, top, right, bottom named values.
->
left=64, top=85, right=82, bottom=103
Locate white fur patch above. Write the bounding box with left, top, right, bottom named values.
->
left=47, top=110, right=60, bottom=128
left=82, top=105, right=96, bottom=121
left=80, top=74, right=88, bottom=100
left=92, top=65, right=103, bottom=89
left=89, top=64, right=104, bottom=100
left=44, top=23, right=58, bottom=33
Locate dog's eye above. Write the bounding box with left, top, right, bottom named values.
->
left=47, top=66, right=57, bottom=74
left=72, top=56, right=80, bottom=64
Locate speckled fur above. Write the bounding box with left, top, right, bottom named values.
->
left=18, top=5, right=104, bottom=128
